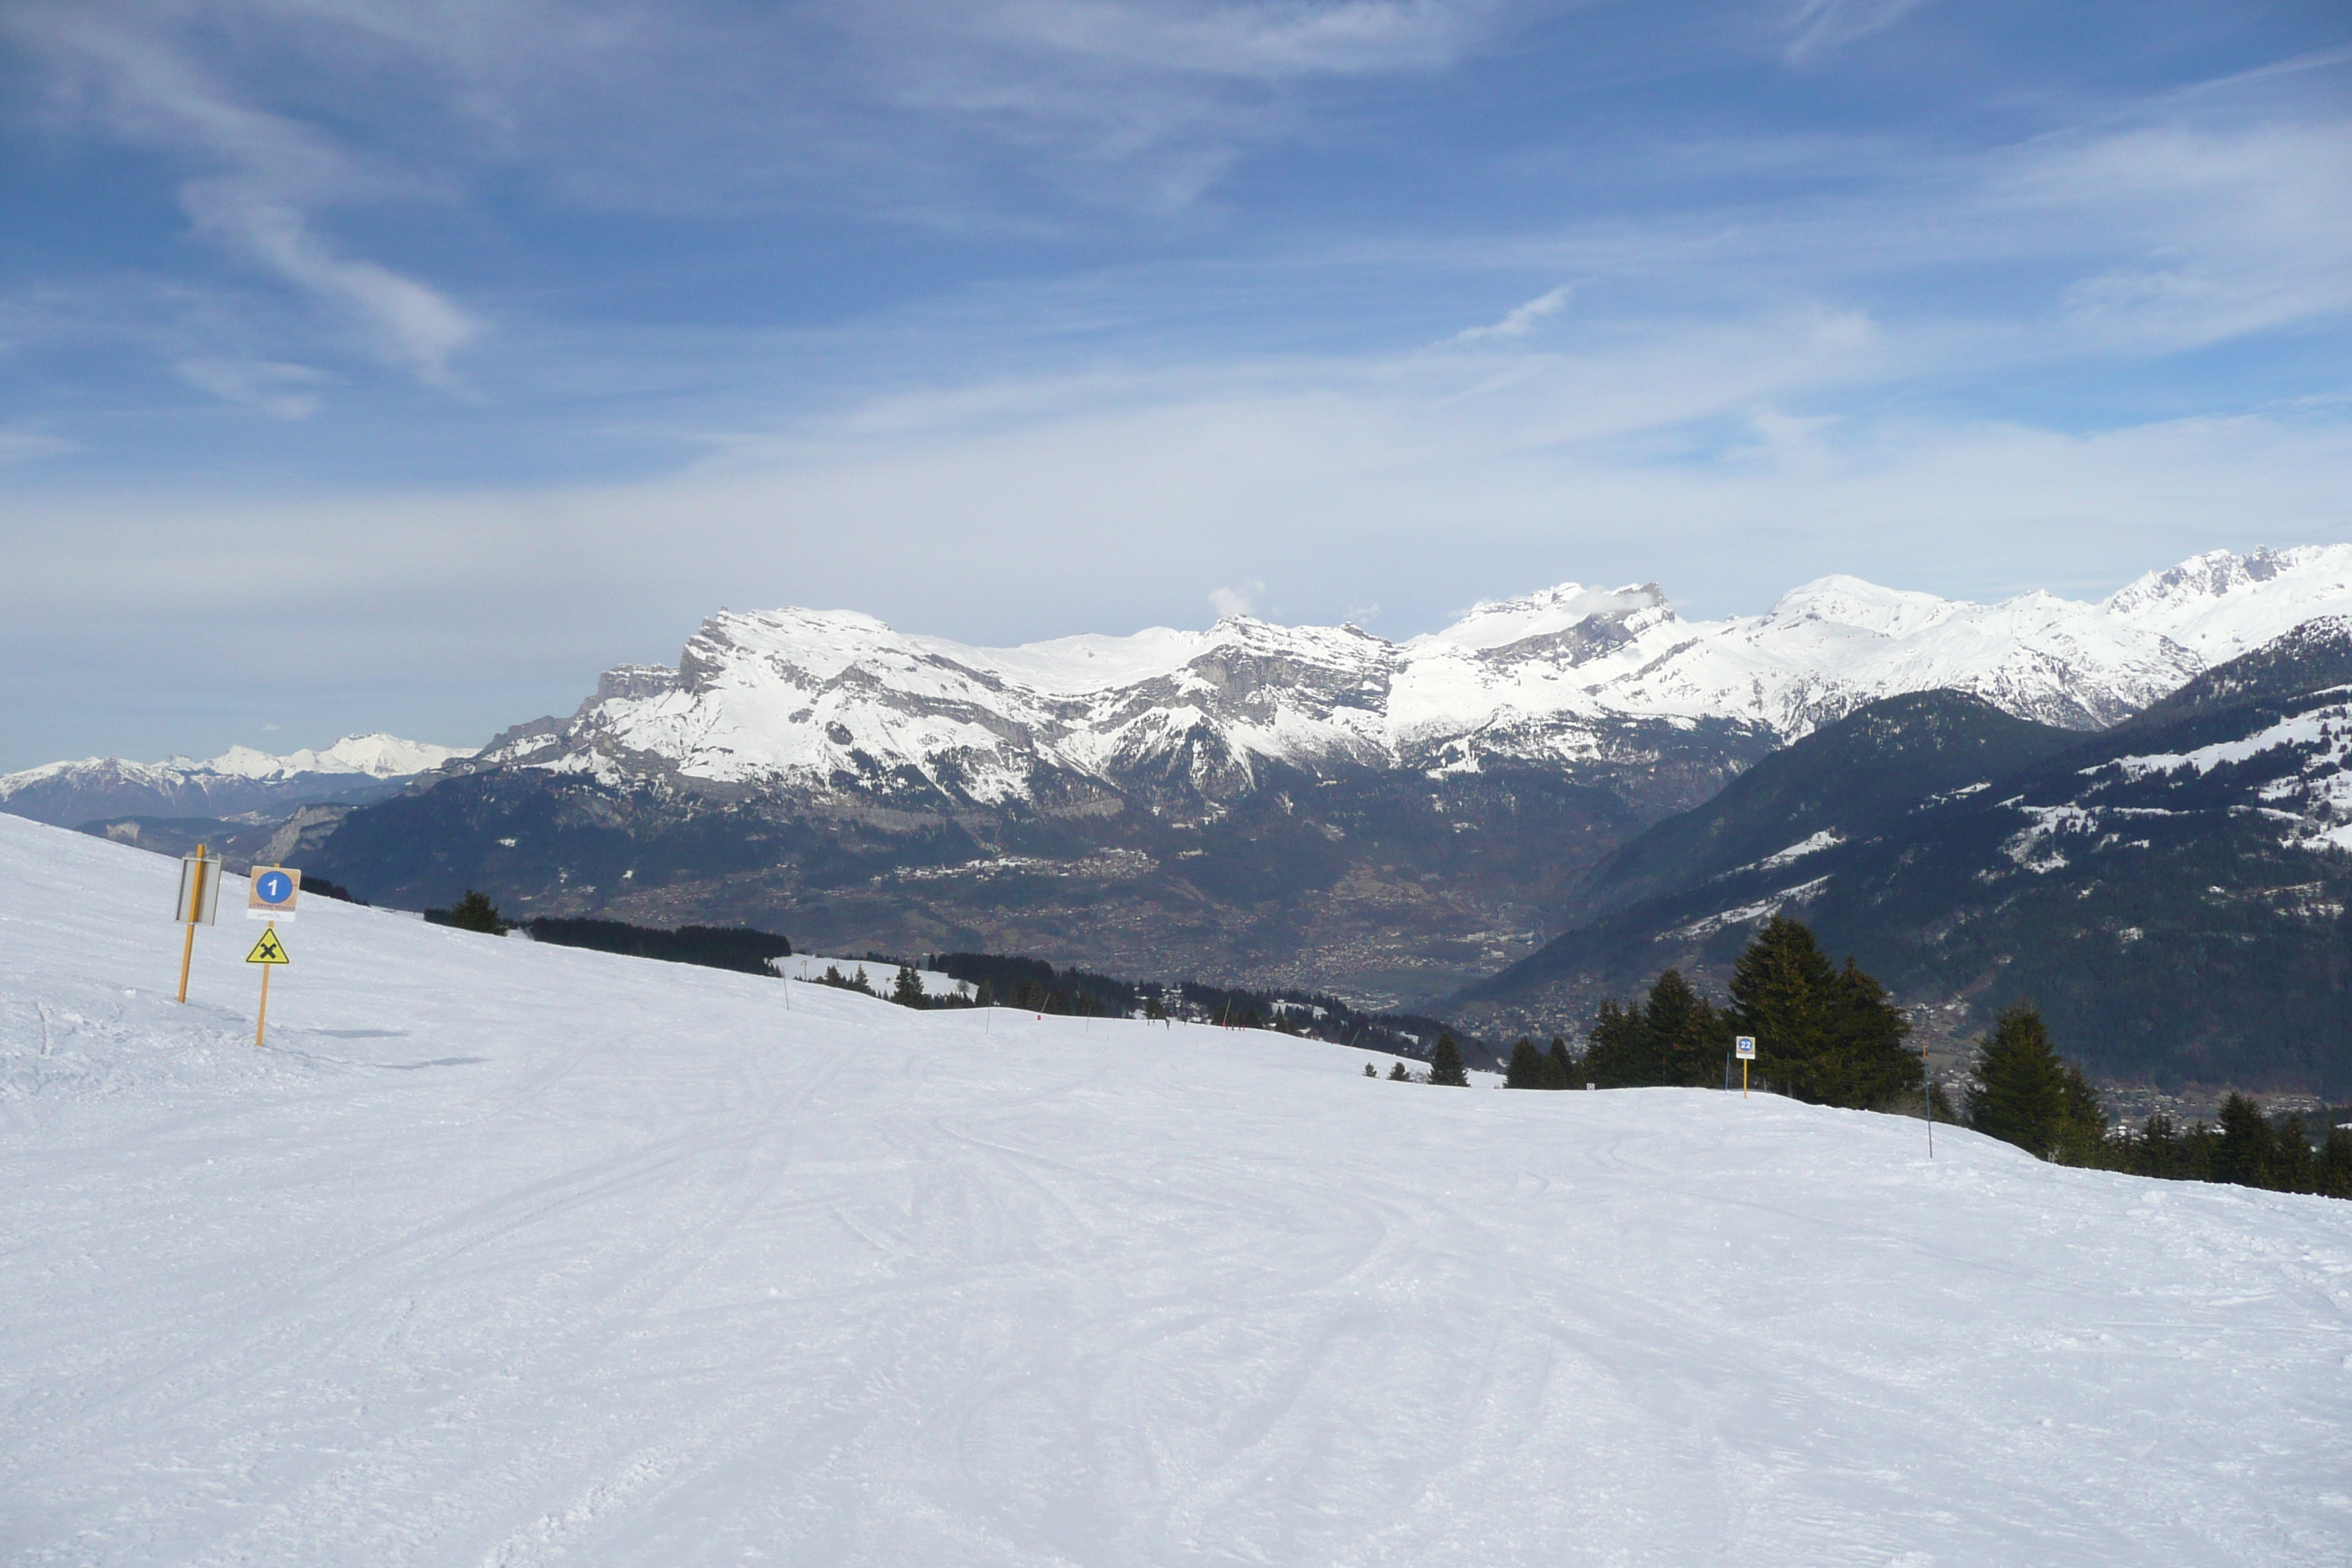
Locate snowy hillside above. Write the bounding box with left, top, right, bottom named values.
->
left=5, top=813, right=2347, bottom=1565
left=0, top=733, right=476, bottom=827
left=479, top=546, right=2352, bottom=806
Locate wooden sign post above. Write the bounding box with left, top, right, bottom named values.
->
left=246, top=925, right=290, bottom=1047
left=173, top=845, right=222, bottom=1003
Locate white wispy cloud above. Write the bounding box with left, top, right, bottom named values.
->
left=0, top=430, right=79, bottom=464
left=7, top=2, right=480, bottom=388
left=172, top=355, right=330, bottom=419
left=177, top=181, right=478, bottom=378
left=1208, top=578, right=1267, bottom=617
left=979, top=0, right=1489, bottom=78
left=1782, top=0, right=1931, bottom=64
left=1454, top=283, right=1572, bottom=342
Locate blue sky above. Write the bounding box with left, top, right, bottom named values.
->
left=3, top=0, right=2348, bottom=768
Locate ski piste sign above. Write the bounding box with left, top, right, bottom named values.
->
left=248, top=866, right=301, bottom=922
left=1735, top=1036, right=1757, bottom=1060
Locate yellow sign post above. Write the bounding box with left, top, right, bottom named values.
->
left=246, top=924, right=290, bottom=1047
left=173, top=844, right=222, bottom=1002
left=1735, top=1034, right=1756, bottom=1098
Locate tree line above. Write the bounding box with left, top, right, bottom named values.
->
left=1503, top=916, right=1928, bottom=1108
left=1519, top=914, right=2351, bottom=1200
left=1968, top=1002, right=2352, bottom=1197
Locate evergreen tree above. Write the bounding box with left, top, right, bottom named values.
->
left=1389, top=1060, right=1413, bottom=1081
left=1505, top=1038, right=1547, bottom=1089
left=1643, top=969, right=1725, bottom=1087
left=891, top=963, right=926, bottom=1008
left=1724, top=919, right=1915, bottom=1107
left=2042, top=1063, right=2111, bottom=1166
left=2270, top=1115, right=2314, bottom=1194
left=1583, top=999, right=1646, bottom=1088
left=1364, top=1062, right=1378, bottom=1077
left=441, top=889, right=508, bottom=935
left=1727, top=916, right=1836, bottom=1098
left=2128, top=1112, right=2191, bottom=1180
left=1586, top=971, right=1730, bottom=1088
left=2213, top=1094, right=2274, bottom=1187
left=1965, top=1003, right=2070, bottom=1157
left=1145, top=994, right=1166, bottom=1022
left=974, top=978, right=995, bottom=1009
left=1546, top=1038, right=1575, bottom=1090
left=1428, top=1034, right=1469, bottom=1086
left=1817, top=959, right=1919, bottom=1109
left=2319, top=1126, right=2352, bottom=1199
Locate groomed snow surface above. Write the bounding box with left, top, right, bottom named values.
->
left=4, top=816, right=2348, bottom=1567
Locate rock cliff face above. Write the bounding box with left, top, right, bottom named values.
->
left=312, top=547, right=2352, bottom=1005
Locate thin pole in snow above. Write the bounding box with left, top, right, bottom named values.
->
left=1924, top=1041, right=1934, bottom=1159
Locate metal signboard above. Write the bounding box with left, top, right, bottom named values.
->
left=175, top=851, right=222, bottom=925
left=247, top=866, right=302, bottom=923
left=1735, top=1035, right=1757, bottom=1060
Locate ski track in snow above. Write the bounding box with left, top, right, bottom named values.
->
left=3, top=816, right=2349, bottom=1565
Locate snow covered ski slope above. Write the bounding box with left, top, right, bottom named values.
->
left=3, top=814, right=2348, bottom=1566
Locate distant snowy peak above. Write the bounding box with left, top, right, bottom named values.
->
left=0, top=734, right=477, bottom=829
left=203, top=734, right=475, bottom=780
left=493, top=548, right=2352, bottom=806
left=1414, top=581, right=1669, bottom=653
left=2103, top=546, right=2352, bottom=657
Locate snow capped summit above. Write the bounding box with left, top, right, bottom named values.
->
left=1762, top=575, right=1967, bottom=638
left=1413, top=581, right=1669, bottom=653
left=2103, top=544, right=2352, bottom=658
left=203, top=734, right=474, bottom=781
left=477, top=549, right=2352, bottom=809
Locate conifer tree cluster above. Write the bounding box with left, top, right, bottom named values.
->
left=816, top=963, right=875, bottom=995
left=1727, top=918, right=1917, bottom=1107
left=1585, top=969, right=1724, bottom=1089
left=1544, top=917, right=1918, bottom=1110
left=1504, top=1036, right=1580, bottom=1090
left=1962, top=1003, right=2106, bottom=1161
left=1956, top=999, right=2351, bottom=1197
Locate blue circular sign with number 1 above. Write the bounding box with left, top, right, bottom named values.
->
left=258, top=871, right=293, bottom=904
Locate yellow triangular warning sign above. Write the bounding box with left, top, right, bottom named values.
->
left=244, top=927, right=290, bottom=965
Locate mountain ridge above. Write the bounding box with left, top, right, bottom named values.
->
left=0, top=734, right=477, bottom=828
left=298, top=546, right=2352, bottom=1010
left=1454, top=619, right=2352, bottom=1094
left=458, top=546, right=2352, bottom=810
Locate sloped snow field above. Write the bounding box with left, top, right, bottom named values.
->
left=3, top=815, right=2348, bottom=1567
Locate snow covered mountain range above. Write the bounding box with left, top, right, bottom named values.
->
left=0, top=734, right=475, bottom=827
left=279, top=543, right=2352, bottom=1011
left=480, top=546, right=2352, bottom=804
left=1460, top=616, right=2352, bottom=1089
